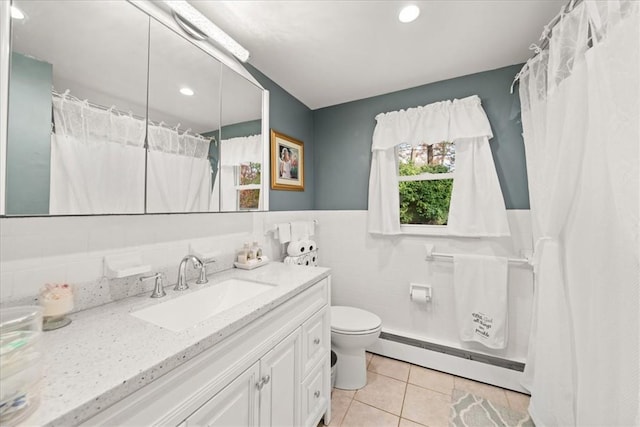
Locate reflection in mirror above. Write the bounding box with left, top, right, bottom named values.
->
left=146, top=19, right=221, bottom=214
left=216, top=65, right=263, bottom=212
left=7, top=1, right=149, bottom=215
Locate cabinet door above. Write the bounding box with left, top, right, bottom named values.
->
left=259, top=329, right=301, bottom=427
left=184, top=362, right=260, bottom=427
left=301, top=360, right=329, bottom=427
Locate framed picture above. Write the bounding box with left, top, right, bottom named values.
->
left=270, top=130, right=304, bottom=191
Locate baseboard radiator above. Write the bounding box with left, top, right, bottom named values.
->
left=380, top=331, right=525, bottom=372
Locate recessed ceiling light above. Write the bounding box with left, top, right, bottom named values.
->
left=399, top=5, right=420, bottom=23
left=179, top=87, right=194, bottom=96
left=11, top=5, right=25, bottom=20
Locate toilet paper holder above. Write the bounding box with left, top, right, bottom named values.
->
left=409, top=283, right=432, bottom=302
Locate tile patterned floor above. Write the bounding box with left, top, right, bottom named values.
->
left=324, top=353, right=531, bottom=427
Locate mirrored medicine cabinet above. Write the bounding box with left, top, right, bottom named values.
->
left=0, top=0, right=268, bottom=216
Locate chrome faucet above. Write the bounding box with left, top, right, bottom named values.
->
left=140, top=272, right=166, bottom=298
left=175, top=255, right=204, bottom=291
left=196, top=259, right=216, bottom=285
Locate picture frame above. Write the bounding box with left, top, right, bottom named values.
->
left=270, top=129, right=304, bottom=191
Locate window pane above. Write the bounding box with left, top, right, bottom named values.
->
left=398, top=142, right=455, bottom=175
left=239, top=162, right=261, bottom=185
left=238, top=189, right=260, bottom=210
left=399, top=179, right=453, bottom=225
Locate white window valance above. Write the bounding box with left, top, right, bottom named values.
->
left=371, top=95, right=493, bottom=150
left=367, top=95, right=510, bottom=236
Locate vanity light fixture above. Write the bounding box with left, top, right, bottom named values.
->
left=164, top=0, right=250, bottom=63
left=179, top=87, right=194, bottom=96
left=398, top=4, right=420, bottom=23
left=11, top=5, right=25, bottom=20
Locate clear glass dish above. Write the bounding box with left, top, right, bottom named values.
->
left=0, top=306, right=43, bottom=426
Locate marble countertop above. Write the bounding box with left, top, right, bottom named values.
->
left=20, top=263, right=330, bottom=426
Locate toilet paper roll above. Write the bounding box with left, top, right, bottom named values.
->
left=306, top=240, right=317, bottom=252
left=287, top=240, right=308, bottom=256
left=309, top=250, right=318, bottom=266
left=303, top=253, right=313, bottom=266
left=295, top=255, right=305, bottom=265
left=284, top=256, right=296, bottom=265
left=410, top=288, right=429, bottom=303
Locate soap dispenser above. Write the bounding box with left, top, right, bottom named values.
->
left=252, top=241, right=263, bottom=259
left=245, top=242, right=255, bottom=261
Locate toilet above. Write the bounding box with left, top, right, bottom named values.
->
left=331, top=306, right=382, bottom=390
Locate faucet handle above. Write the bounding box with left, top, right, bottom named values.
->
left=140, top=272, right=166, bottom=298
left=196, top=259, right=215, bottom=285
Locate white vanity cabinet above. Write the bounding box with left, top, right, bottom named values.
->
left=83, top=276, right=331, bottom=427
left=180, top=362, right=261, bottom=427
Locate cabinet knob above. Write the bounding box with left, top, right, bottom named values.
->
left=314, top=390, right=320, bottom=398
left=256, top=375, right=271, bottom=390
left=313, top=337, right=320, bottom=345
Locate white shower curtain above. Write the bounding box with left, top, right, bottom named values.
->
left=519, top=1, right=639, bottom=425
left=50, top=94, right=146, bottom=214
left=146, top=126, right=212, bottom=213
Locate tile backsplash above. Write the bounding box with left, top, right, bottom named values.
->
left=0, top=212, right=262, bottom=312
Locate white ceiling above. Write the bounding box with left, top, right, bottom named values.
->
left=12, top=0, right=262, bottom=133
left=193, top=0, right=565, bottom=110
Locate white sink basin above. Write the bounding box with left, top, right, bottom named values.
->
left=131, top=279, right=275, bottom=332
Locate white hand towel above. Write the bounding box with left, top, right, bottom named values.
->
left=290, top=221, right=309, bottom=241
left=277, top=223, right=291, bottom=243
left=453, top=254, right=508, bottom=349
left=306, top=220, right=315, bottom=237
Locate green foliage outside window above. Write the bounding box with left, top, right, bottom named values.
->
left=399, top=162, right=453, bottom=225
left=239, top=163, right=261, bottom=210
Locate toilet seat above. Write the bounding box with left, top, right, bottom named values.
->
left=331, top=306, right=382, bottom=334
left=331, top=325, right=381, bottom=335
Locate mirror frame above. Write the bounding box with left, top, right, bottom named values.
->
left=0, top=1, right=10, bottom=215
left=0, top=0, right=270, bottom=216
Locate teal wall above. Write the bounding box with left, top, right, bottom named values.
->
left=220, top=119, right=261, bottom=140
left=312, top=64, right=529, bottom=210
left=6, top=53, right=53, bottom=215
left=246, top=64, right=315, bottom=211
left=4, top=56, right=527, bottom=215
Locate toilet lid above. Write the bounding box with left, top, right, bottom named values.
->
left=331, top=306, right=382, bottom=333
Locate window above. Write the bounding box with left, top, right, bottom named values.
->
left=235, top=162, right=261, bottom=210
left=397, top=142, right=455, bottom=226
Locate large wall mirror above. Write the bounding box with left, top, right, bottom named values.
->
left=2, top=0, right=268, bottom=216
left=146, top=18, right=222, bottom=214
left=218, top=65, right=264, bottom=212
left=6, top=0, right=150, bottom=215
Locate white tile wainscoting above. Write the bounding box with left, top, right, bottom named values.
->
left=1, top=210, right=533, bottom=390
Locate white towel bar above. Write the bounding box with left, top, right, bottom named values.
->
left=428, top=251, right=531, bottom=266
left=265, top=219, right=319, bottom=236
